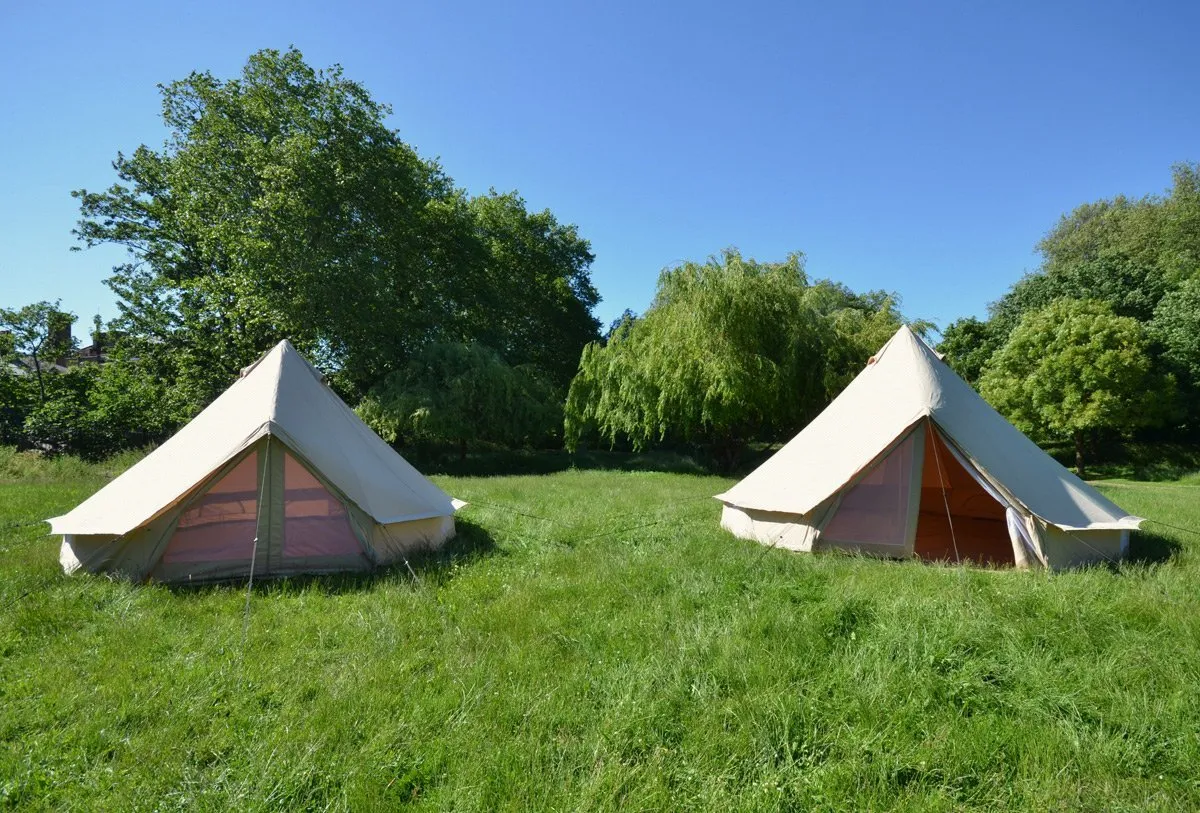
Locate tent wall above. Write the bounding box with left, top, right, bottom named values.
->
left=1039, top=525, right=1128, bottom=569
left=62, top=508, right=183, bottom=581
left=718, top=503, right=830, bottom=552
left=61, top=534, right=123, bottom=575
left=371, top=514, right=457, bottom=564
left=152, top=438, right=374, bottom=582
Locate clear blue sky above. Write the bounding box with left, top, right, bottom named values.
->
left=2, top=0, right=1197, bottom=337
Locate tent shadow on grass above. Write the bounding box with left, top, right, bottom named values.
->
left=1125, top=528, right=1183, bottom=566
left=168, top=517, right=499, bottom=597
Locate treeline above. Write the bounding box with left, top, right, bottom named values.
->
left=4, top=48, right=1197, bottom=473
left=1, top=48, right=911, bottom=466
left=939, top=164, right=1200, bottom=475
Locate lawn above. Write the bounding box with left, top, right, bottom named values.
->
left=2, top=452, right=1199, bottom=811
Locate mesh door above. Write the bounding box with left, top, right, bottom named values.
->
left=821, top=431, right=918, bottom=548
left=161, top=452, right=260, bottom=564
left=282, top=451, right=362, bottom=559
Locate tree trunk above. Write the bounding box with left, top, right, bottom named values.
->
left=1073, top=430, right=1087, bottom=479
left=459, top=437, right=467, bottom=463
left=713, top=435, right=743, bottom=474
left=32, top=353, right=45, bottom=403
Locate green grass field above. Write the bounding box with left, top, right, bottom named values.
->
left=2, top=449, right=1199, bottom=811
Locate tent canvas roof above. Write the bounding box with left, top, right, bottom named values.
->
left=715, top=325, right=1141, bottom=531
left=49, top=341, right=455, bottom=536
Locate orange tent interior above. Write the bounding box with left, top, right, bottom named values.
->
left=914, top=428, right=1015, bottom=566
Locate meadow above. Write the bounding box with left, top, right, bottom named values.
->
left=2, top=447, right=1199, bottom=811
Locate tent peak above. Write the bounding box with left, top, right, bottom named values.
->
left=869, top=324, right=943, bottom=368
left=238, top=339, right=319, bottom=382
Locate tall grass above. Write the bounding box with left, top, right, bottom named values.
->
left=1, top=460, right=1198, bottom=810
left=0, top=446, right=149, bottom=484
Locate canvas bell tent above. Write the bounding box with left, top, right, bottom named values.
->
left=48, top=340, right=462, bottom=583
left=715, top=325, right=1142, bottom=569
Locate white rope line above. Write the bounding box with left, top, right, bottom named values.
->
left=379, top=521, right=423, bottom=589
left=240, top=442, right=270, bottom=664
left=929, top=430, right=961, bottom=566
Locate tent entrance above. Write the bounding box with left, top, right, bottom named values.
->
left=913, top=428, right=1014, bottom=566
left=153, top=438, right=372, bottom=582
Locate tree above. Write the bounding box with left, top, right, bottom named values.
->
left=978, top=299, right=1170, bottom=478
left=938, top=316, right=1001, bottom=386
left=0, top=363, right=35, bottom=447
left=72, top=48, right=464, bottom=405
left=563, top=250, right=910, bottom=467
left=461, top=191, right=600, bottom=388
left=985, top=272, right=1062, bottom=345
left=357, top=342, right=560, bottom=458
left=22, top=365, right=99, bottom=456
left=987, top=164, right=1200, bottom=342
left=72, top=48, right=599, bottom=411
left=0, top=301, right=75, bottom=403
left=805, top=282, right=925, bottom=396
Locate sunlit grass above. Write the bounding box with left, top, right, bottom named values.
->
left=2, top=455, right=1199, bottom=810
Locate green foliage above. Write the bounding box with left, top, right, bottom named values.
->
left=1, top=341, right=179, bottom=460
left=565, top=250, right=911, bottom=463
left=0, top=301, right=76, bottom=403
left=937, top=316, right=1001, bottom=386
left=0, top=367, right=35, bottom=446
left=1150, top=277, right=1200, bottom=385
left=2, top=461, right=1199, bottom=809
left=464, top=191, right=600, bottom=386
left=944, top=163, right=1200, bottom=448
left=72, top=48, right=599, bottom=414
left=979, top=299, right=1171, bottom=474
left=807, top=282, right=927, bottom=395
left=986, top=163, right=1200, bottom=346
left=357, top=343, right=561, bottom=453
left=21, top=366, right=99, bottom=456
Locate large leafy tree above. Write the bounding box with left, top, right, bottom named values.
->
left=564, top=250, right=910, bottom=467
left=978, top=299, right=1170, bottom=477
left=73, top=48, right=599, bottom=412
left=986, top=163, right=1200, bottom=345
left=947, top=164, right=1200, bottom=429
left=463, top=191, right=600, bottom=386
left=74, top=49, right=448, bottom=403
left=804, top=282, right=921, bottom=396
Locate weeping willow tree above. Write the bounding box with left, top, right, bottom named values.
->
left=564, top=249, right=913, bottom=467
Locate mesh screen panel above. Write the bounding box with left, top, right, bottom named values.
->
left=162, top=453, right=259, bottom=563
left=282, top=452, right=362, bottom=558
left=821, top=432, right=916, bottom=547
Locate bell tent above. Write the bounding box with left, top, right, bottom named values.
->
left=715, top=325, right=1141, bottom=569
left=49, top=340, right=462, bottom=583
